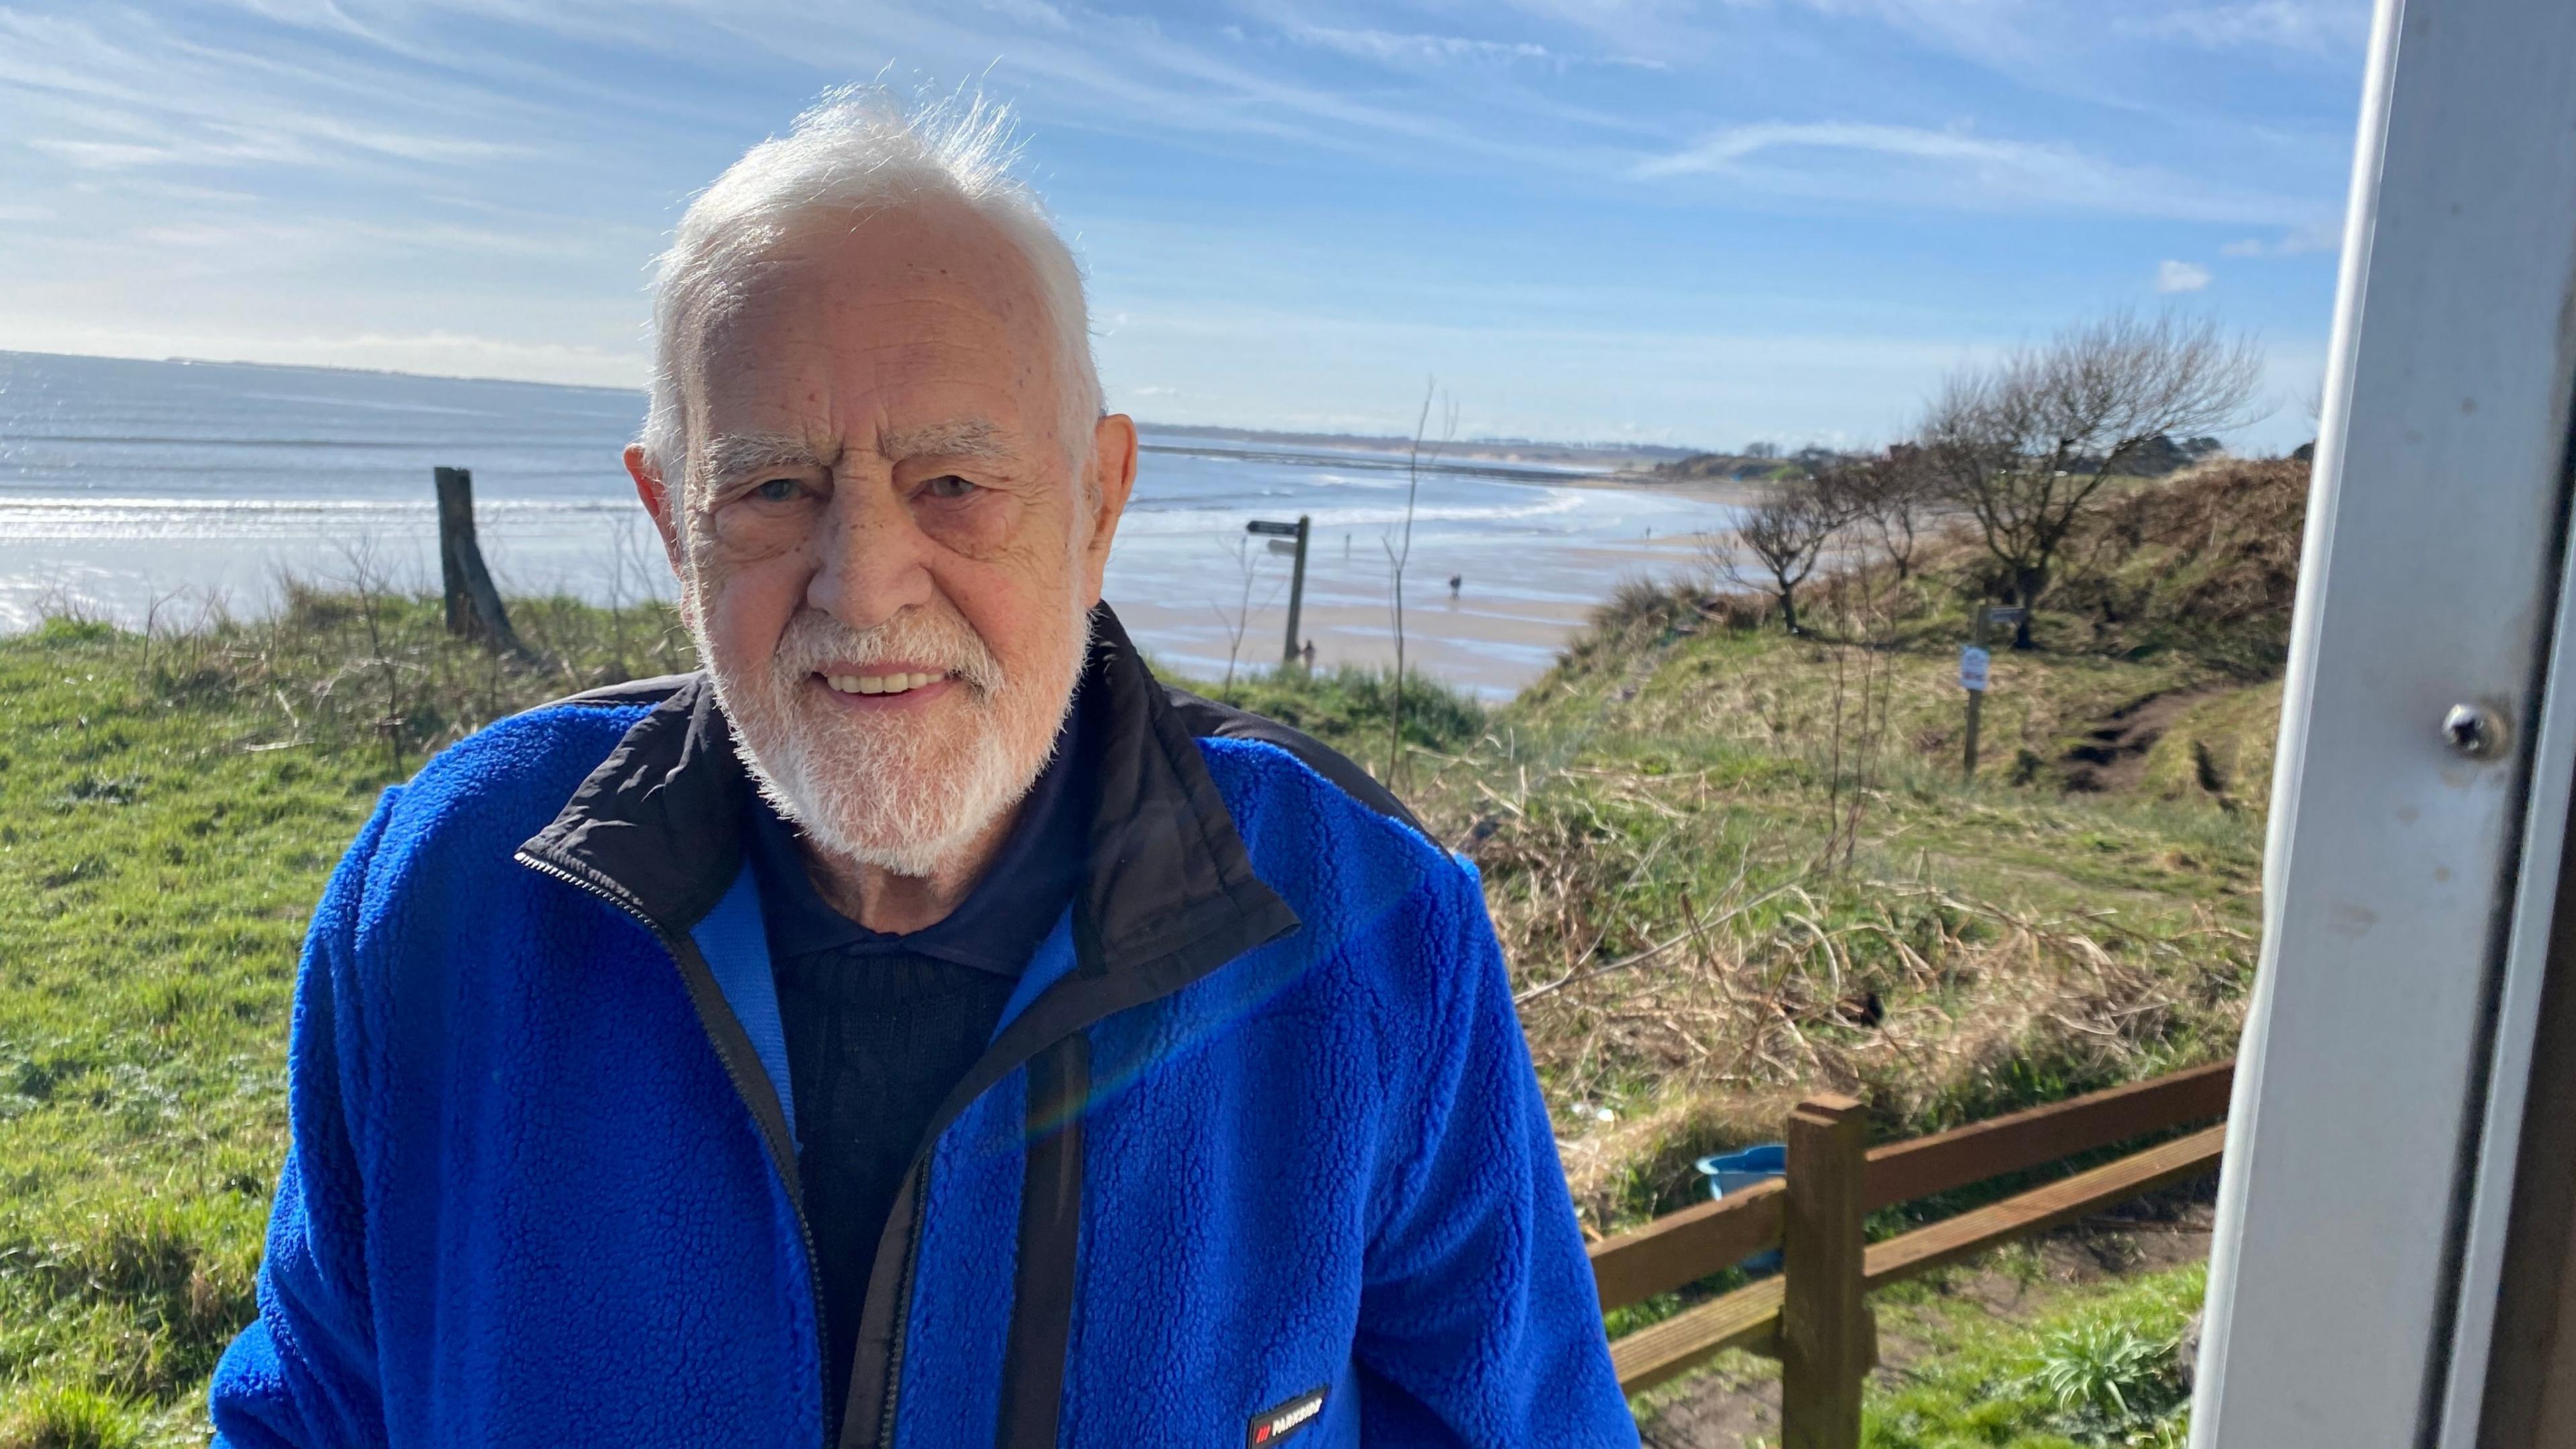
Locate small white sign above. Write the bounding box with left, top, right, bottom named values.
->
left=1959, top=645, right=1991, bottom=693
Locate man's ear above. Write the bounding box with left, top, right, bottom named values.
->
left=1079, top=414, right=1138, bottom=606
left=625, top=443, right=687, bottom=573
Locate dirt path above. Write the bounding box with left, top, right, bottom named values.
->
left=1635, top=1197, right=2216, bottom=1448
left=2058, top=687, right=2225, bottom=794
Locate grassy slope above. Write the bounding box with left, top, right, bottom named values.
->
left=0, top=623, right=370, bottom=1446
left=0, top=461, right=2302, bottom=1443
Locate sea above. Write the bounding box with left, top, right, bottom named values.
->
left=0, top=351, right=1735, bottom=696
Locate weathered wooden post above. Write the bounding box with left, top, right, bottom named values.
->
left=433, top=466, right=527, bottom=656
left=1244, top=515, right=1312, bottom=667
left=1780, top=1093, right=1874, bottom=1449
left=1281, top=513, right=1310, bottom=667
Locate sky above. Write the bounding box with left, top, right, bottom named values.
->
left=0, top=0, right=2375, bottom=451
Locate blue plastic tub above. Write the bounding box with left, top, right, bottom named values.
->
left=1695, top=1142, right=1785, bottom=1199
left=1692, top=1143, right=1786, bottom=1273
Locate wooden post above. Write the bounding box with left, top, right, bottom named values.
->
left=1281, top=514, right=1310, bottom=666
left=433, top=467, right=527, bottom=656
left=1780, top=1093, right=1874, bottom=1449
left=435, top=466, right=471, bottom=636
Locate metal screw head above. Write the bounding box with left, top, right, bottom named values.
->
left=2444, top=703, right=2509, bottom=761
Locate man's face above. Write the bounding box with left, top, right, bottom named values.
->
left=625, top=200, right=1137, bottom=876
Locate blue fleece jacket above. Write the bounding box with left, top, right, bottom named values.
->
left=207, top=682, right=1636, bottom=1448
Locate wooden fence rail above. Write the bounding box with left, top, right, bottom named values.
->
left=1593, top=1060, right=2235, bottom=1440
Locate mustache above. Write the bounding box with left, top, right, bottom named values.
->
left=769, top=607, right=1006, bottom=693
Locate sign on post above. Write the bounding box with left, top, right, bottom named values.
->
left=1957, top=645, right=1991, bottom=694
left=1246, top=516, right=1312, bottom=666
left=1960, top=604, right=2022, bottom=783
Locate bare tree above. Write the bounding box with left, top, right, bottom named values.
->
left=1844, top=445, right=1937, bottom=581
left=1923, top=308, right=2264, bottom=647
left=1721, top=470, right=1856, bottom=633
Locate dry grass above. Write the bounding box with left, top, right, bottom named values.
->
left=1428, top=747, right=2253, bottom=1231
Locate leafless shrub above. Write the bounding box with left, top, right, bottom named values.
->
left=1717, top=471, right=1860, bottom=633
left=1923, top=309, right=2265, bottom=647
left=1813, top=564, right=1896, bottom=873
left=1384, top=382, right=1456, bottom=792
left=1845, top=445, right=1939, bottom=580
left=1210, top=535, right=1287, bottom=695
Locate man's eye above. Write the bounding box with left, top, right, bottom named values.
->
left=751, top=478, right=801, bottom=503
left=923, top=474, right=978, bottom=501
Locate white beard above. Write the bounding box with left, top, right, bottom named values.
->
left=695, top=597, right=1091, bottom=877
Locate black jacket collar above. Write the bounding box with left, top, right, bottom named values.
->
left=517, top=604, right=1300, bottom=992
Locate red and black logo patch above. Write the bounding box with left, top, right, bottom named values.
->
left=1246, top=1386, right=1327, bottom=1446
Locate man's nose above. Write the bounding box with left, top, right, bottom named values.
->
left=807, top=478, right=936, bottom=631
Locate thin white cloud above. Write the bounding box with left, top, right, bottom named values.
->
left=1265, top=15, right=1666, bottom=72
left=0, top=8, right=539, bottom=176
left=0, top=320, right=645, bottom=388
left=2220, top=218, right=2343, bottom=257
left=1281, top=23, right=1556, bottom=67
left=1635, top=120, right=2306, bottom=223
left=2132, top=1, right=2369, bottom=52
left=2156, top=259, right=2213, bottom=293
left=129, top=216, right=613, bottom=259
left=979, top=0, right=1073, bottom=32
left=1786, top=0, right=2045, bottom=70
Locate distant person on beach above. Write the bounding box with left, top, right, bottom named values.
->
left=1448, top=574, right=1462, bottom=598
left=1300, top=637, right=1317, bottom=669
left=209, top=89, right=1630, bottom=1449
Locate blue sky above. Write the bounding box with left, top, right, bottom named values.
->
left=0, top=0, right=2371, bottom=450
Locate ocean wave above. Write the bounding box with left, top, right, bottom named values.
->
left=1113, top=490, right=1588, bottom=537
left=0, top=495, right=633, bottom=541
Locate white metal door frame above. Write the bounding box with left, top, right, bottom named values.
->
left=2192, top=0, right=2576, bottom=1443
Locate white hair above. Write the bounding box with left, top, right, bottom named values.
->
left=638, top=86, right=1102, bottom=484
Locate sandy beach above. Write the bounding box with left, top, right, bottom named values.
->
left=1112, top=531, right=1721, bottom=700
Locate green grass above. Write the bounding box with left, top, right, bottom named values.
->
left=0, top=623, right=378, bottom=1442
left=1860, top=1262, right=2205, bottom=1448
left=1624, top=1255, right=2206, bottom=1448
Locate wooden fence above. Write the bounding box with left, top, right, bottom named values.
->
left=1592, top=1060, right=2235, bottom=1446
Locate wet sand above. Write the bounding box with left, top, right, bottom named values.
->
left=1114, top=531, right=1720, bottom=700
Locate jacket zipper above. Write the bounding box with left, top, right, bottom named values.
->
left=517, top=852, right=834, bottom=1444
left=873, top=1177, right=931, bottom=1448
left=533, top=845, right=1076, bottom=1449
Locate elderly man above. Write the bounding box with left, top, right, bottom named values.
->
left=209, top=91, right=1632, bottom=1449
